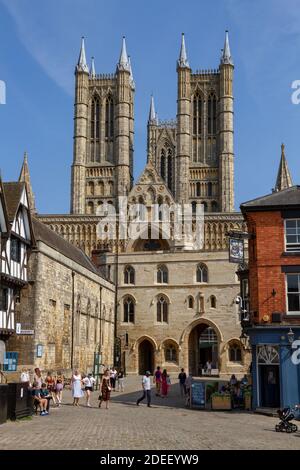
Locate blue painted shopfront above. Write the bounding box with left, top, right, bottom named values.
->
left=247, top=327, right=300, bottom=409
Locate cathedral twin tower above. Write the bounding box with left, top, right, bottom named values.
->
left=71, top=32, right=234, bottom=216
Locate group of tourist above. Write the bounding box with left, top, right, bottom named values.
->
left=219, top=374, right=250, bottom=408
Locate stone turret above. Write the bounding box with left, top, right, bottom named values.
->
left=219, top=31, right=234, bottom=212
left=176, top=33, right=191, bottom=204
left=71, top=37, right=89, bottom=214
left=115, top=37, right=132, bottom=202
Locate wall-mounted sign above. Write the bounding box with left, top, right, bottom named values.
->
left=229, top=238, right=244, bottom=263
left=16, top=323, right=21, bottom=334
left=36, top=344, right=43, bottom=358
left=20, top=329, right=35, bottom=335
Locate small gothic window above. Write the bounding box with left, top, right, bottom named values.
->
left=202, top=201, right=208, bottom=212
left=210, top=295, right=216, bottom=308
left=87, top=201, right=94, bottom=215
left=124, top=266, right=135, bottom=285
left=157, top=296, right=168, bottom=323
left=87, top=181, right=94, bottom=196
left=207, top=182, right=213, bottom=197
left=196, top=182, right=201, bottom=197
left=157, top=265, right=168, bottom=284
left=211, top=201, right=218, bottom=212
left=192, top=201, right=197, bottom=214
left=188, top=296, right=194, bottom=309
left=123, top=297, right=135, bottom=323
left=196, top=264, right=208, bottom=283
left=165, top=345, right=177, bottom=362
left=229, top=345, right=242, bottom=363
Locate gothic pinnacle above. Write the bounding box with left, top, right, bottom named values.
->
left=90, top=56, right=96, bottom=78
left=178, top=33, right=189, bottom=68
left=128, top=56, right=135, bottom=89
left=221, top=30, right=233, bottom=65
left=76, top=37, right=89, bottom=73
left=274, top=143, right=293, bottom=192
left=149, top=95, right=158, bottom=124
left=117, top=36, right=130, bottom=72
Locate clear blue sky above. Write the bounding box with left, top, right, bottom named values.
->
left=0, top=0, right=300, bottom=214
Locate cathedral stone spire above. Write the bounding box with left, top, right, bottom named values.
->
left=221, top=30, right=233, bottom=65
left=117, top=36, right=130, bottom=72
left=76, top=37, right=89, bottom=73
left=19, top=152, right=36, bottom=213
left=275, top=143, right=293, bottom=192
left=148, top=95, right=158, bottom=124
left=90, top=56, right=96, bottom=78
left=178, top=33, right=189, bottom=68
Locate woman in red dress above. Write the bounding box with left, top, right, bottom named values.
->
left=98, top=369, right=111, bottom=409
left=161, top=369, right=170, bottom=397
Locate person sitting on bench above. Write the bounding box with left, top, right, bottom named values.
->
left=32, top=382, right=49, bottom=415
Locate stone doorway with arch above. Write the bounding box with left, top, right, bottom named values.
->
left=138, top=339, right=155, bottom=375
left=188, top=322, right=220, bottom=376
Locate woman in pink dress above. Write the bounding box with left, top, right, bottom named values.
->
left=161, top=369, right=170, bottom=398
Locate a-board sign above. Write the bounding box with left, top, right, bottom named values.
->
left=190, top=381, right=205, bottom=408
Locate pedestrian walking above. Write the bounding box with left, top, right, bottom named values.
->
left=185, top=373, right=193, bottom=407
left=55, top=373, right=64, bottom=406
left=33, top=367, right=43, bottom=389
left=71, top=370, right=84, bottom=406
left=110, top=367, right=117, bottom=391
left=178, top=368, right=187, bottom=397
left=83, top=373, right=96, bottom=407
left=137, top=371, right=152, bottom=407
left=99, top=369, right=112, bottom=409
left=117, top=369, right=125, bottom=392
left=161, top=369, right=170, bottom=398
left=153, top=366, right=162, bottom=396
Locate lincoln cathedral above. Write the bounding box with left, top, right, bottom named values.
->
left=2, top=32, right=264, bottom=378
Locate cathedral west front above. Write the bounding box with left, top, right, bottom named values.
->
left=38, top=32, right=250, bottom=377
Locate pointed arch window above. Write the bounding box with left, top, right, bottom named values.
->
left=105, top=96, right=114, bottom=139
left=91, top=96, right=100, bottom=140
left=210, top=295, right=216, bottom=308
left=207, top=182, right=213, bottom=197
left=187, top=296, right=194, bottom=309
left=208, top=93, right=217, bottom=135
left=157, top=265, right=168, bottom=284
left=196, top=263, right=208, bottom=283
left=124, top=265, right=135, bottom=285
left=229, top=344, right=242, bottom=363
left=167, top=148, right=173, bottom=191
left=160, top=149, right=166, bottom=180
left=196, top=182, right=201, bottom=197
left=123, top=296, right=135, bottom=323
left=157, top=296, right=168, bottom=323
left=193, top=93, right=202, bottom=135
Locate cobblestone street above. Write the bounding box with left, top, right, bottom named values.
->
left=0, top=376, right=299, bottom=450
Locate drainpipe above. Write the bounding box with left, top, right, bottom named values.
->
left=70, top=271, right=75, bottom=370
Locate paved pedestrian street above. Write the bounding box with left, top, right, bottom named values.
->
left=0, top=376, right=299, bottom=450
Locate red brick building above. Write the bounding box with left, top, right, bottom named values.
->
left=240, top=185, right=300, bottom=409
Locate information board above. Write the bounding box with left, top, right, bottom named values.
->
left=190, top=381, right=205, bottom=408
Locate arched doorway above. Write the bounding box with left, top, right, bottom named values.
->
left=188, top=324, right=219, bottom=375
left=138, top=339, right=154, bottom=375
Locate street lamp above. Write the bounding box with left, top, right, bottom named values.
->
left=287, top=328, right=295, bottom=345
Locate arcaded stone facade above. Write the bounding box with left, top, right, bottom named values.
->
left=7, top=219, right=115, bottom=376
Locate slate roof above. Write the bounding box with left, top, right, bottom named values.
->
left=32, top=217, right=109, bottom=279
left=241, top=185, right=300, bottom=212
left=2, top=182, right=24, bottom=222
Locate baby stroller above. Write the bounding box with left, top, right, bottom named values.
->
left=275, top=405, right=299, bottom=433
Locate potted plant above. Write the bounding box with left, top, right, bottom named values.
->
left=244, top=389, right=252, bottom=410
left=211, top=392, right=232, bottom=410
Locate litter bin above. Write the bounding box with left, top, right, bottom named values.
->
left=0, top=384, right=8, bottom=424
left=7, top=383, right=32, bottom=420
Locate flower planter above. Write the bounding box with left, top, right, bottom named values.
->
left=244, top=394, right=252, bottom=410
left=211, top=395, right=232, bottom=410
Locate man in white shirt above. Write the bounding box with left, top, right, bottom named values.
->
left=136, top=371, right=152, bottom=407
